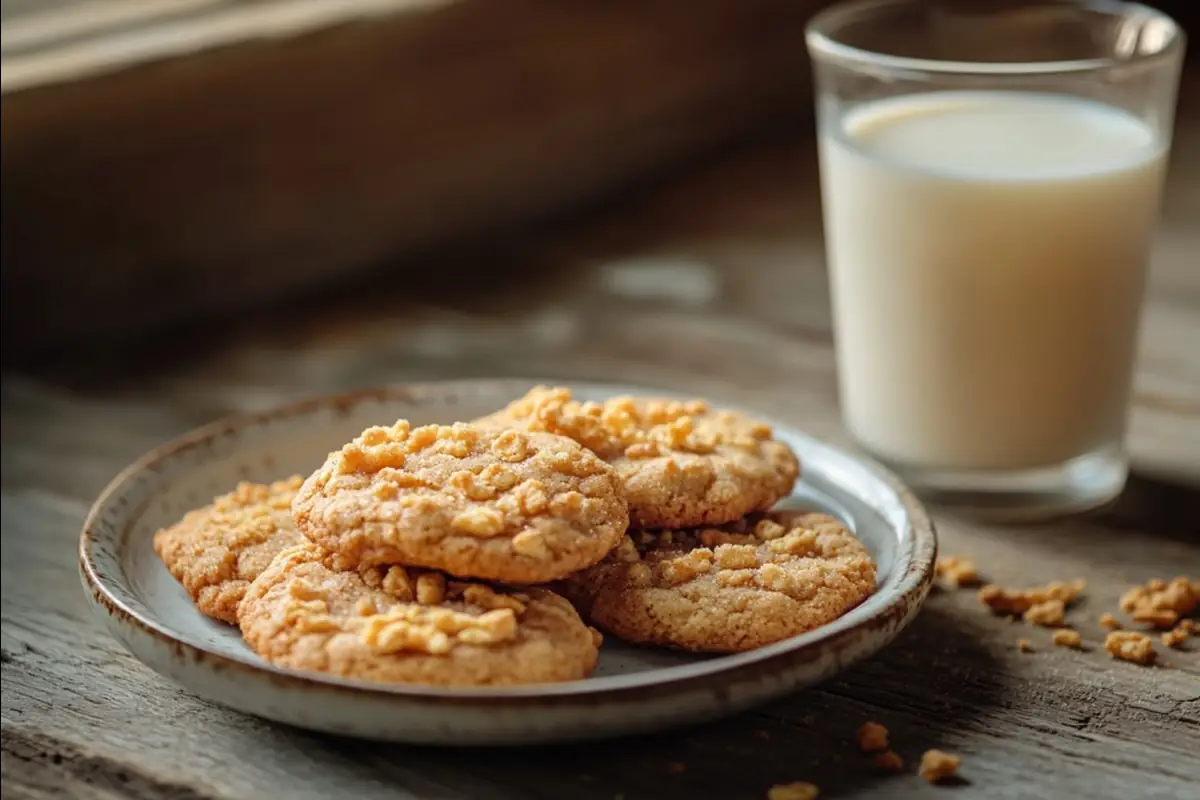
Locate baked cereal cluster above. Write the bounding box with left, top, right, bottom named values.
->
left=155, top=386, right=877, bottom=687
left=935, top=552, right=1196, bottom=666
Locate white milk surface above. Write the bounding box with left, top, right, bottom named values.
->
left=819, top=92, right=1167, bottom=469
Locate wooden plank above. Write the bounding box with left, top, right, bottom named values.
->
left=1, top=0, right=826, bottom=356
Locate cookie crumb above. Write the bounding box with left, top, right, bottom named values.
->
left=756, top=729, right=772, bottom=740
left=666, top=762, right=686, bottom=774
left=1180, top=619, right=1197, bottom=634
left=1105, top=630, right=1157, bottom=665
left=767, top=782, right=819, bottom=800
left=1023, top=599, right=1066, bottom=627
left=1099, top=612, right=1122, bottom=631
left=1119, top=577, right=1198, bottom=630
left=873, top=750, right=905, bottom=772
left=1161, top=626, right=1188, bottom=649
left=919, top=750, right=961, bottom=784
left=935, top=556, right=980, bottom=587
left=856, top=721, right=889, bottom=752
left=1133, top=608, right=1181, bottom=629
left=979, top=580, right=1085, bottom=616
left=1017, top=638, right=1034, bottom=652
left=1052, top=629, right=1083, bottom=649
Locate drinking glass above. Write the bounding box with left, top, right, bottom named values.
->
left=806, top=0, right=1185, bottom=519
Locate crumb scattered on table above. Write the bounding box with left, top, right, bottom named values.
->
left=1099, top=612, right=1122, bottom=630
left=1105, top=630, right=1157, bottom=665
left=1180, top=619, right=1198, bottom=634
left=666, top=762, right=686, bottom=774
left=873, top=751, right=905, bottom=772
left=935, top=556, right=980, bottom=587
left=1018, top=638, right=1034, bottom=652
left=856, top=721, right=889, bottom=753
left=1134, top=608, right=1182, bottom=628
left=1120, top=577, right=1198, bottom=630
left=1052, top=629, right=1083, bottom=649
left=1024, top=599, right=1066, bottom=627
left=767, top=781, right=820, bottom=800
left=919, top=750, right=961, bottom=784
left=1161, top=626, right=1188, bottom=649
left=979, top=580, right=1085, bottom=615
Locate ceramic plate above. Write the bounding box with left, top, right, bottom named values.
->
left=80, top=380, right=936, bottom=745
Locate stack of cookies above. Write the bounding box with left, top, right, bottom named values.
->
left=155, top=386, right=877, bottom=687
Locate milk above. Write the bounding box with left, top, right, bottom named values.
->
left=819, top=92, right=1167, bottom=470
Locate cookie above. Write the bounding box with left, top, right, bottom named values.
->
left=475, top=387, right=799, bottom=528
left=238, top=544, right=601, bottom=686
left=292, top=421, right=628, bottom=583
left=558, top=510, right=876, bottom=653
left=153, top=476, right=305, bottom=623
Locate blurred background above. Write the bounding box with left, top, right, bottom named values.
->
left=2, top=0, right=1198, bottom=426
left=2, top=0, right=1194, bottom=344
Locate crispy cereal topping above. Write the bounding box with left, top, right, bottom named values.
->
left=1052, top=629, right=1083, bottom=649
left=935, top=555, right=981, bottom=587
left=856, top=721, right=889, bottom=753
left=978, top=580, right=1085, bottom=616
left=152, top=476, right=306, bottom=624
left=238, top=544, right=600, bottom=686
left=1105, top=630, right=1157, bottom=665
left=602, top=512, right=872, bottom=601
left=292, top=420, right=628, bottom=584
left=919, top=750, right=961, bottom=784
left=560, top=510, right=875, bottom=654
left=1160, top=624, right=1189, bottom=649
left=1024, top=599, right=1066, bottom=628
left=487, top=387, right=738, bottom=459
left=477, top=387, right=799, bottom=530
left=270, top=547, right=529, bottom=656
left=1119, top=577, right=1198, bottom=630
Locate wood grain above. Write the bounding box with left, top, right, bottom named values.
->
left=2, top=53, right=1199, bottom=800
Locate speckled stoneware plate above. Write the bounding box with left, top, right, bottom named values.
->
left=80, top=380, right=936, bottom=745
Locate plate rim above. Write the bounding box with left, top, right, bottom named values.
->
left=80, top=378, right=937, bottom=707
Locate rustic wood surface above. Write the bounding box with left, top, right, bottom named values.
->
left=3, top=64, right=1200, bottom=800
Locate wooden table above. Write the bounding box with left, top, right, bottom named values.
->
left=4, top=84, right=1199, bottom=800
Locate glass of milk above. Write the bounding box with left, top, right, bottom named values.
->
left=806, top=0, right=1184, bottom=519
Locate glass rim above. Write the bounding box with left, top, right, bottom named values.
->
left=806, top=0, right=1185, bottom=76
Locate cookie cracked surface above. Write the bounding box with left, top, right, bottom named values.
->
left=292, top=420, right=628, bottom=583
left=475, top=387, right=800, bottom=529
left=558, top=511, right=876, bottom=653
left=238, top=544, right=601, bottom=685
left=153, top=476, right=305, bottom=624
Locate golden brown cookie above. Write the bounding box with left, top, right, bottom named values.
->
left=153, top=476, right=305, bottom=624
left=558, top=510, right=876, bottom=653
left=476, top=387, right=800, bottom=529
left=292, top=421, right=628, bottom=583
left=238, top=544, right=601, bottom=686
